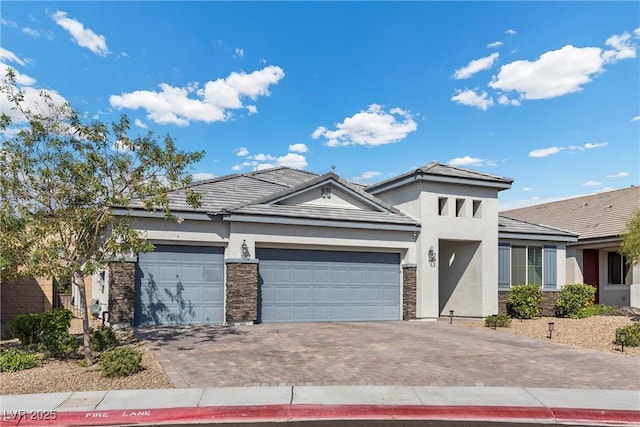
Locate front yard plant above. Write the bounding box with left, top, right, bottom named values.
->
left=484, top=313, right=512, bottom=328
left=0, top=348, right=41, bottom=372
left=10, top=309, right=79, bottom=358
left=90, top=326, right=118, bottom=352
left=100, top=347, right=143, bottom=378
left=555, top=284, right=596, bottom=318
left=508, top=285, right=542, bottom=319
left=615, top=323, right=640, bottom=347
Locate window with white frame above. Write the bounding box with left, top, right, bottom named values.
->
left=607, top=252, right=630, bottom=284
left=498, top=244, right=557, bottom=290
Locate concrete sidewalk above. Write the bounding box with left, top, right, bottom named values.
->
left=1, top=386, right=639, bottom=426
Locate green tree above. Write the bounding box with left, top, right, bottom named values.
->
left=0, top=69, right=204, bottom=364
left=620, top=209, right=640, bottom=266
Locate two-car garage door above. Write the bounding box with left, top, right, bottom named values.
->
left=134, top=245, right=401, bottom=325
left=257, top=249, right=400, bottom=322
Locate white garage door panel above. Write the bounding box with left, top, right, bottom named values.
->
left=135, top=245, right=224, bottom=326
left=257, top=249, right=400, bottom=323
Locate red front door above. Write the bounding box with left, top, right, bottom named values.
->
left=583, top=249, right=599, bottom=304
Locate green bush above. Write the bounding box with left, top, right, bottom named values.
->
left=577, top=304, right=618, bottom=318
left=556, top=284, right=596, bottom=318
left=614, top=323, right=640, bottom=347
left=10, top=313, right=43, bottom=346
left=508, top=285, right=542, bottom=319
left=100, top=347, right=143, bottom=378
left=39, top=330, right=79, bottom=358
left=484, top=313, right=512, bottom=328
left=10, top=309, right=73, bottom=347
left=0, top=348, right=41, bottom=372
left=90, top=326, right=118, bottom=352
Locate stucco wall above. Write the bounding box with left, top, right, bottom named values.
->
left=438, top=240, right=482, bottom=317
left=376, top=180, right=501, bottom=318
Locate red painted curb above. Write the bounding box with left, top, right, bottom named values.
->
left=2, top=404, right=639, bottom=426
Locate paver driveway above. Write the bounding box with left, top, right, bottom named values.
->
left=137, top=321, right=640, bottom=390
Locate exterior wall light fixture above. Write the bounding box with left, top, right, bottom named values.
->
left=241, top=240, right=251, bottom=259
left=428, top=246, right=437, bottom=267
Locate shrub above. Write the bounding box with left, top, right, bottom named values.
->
left=90, top=326, right=118, bottom=352
left=39, top=330, right=80, bottom=358
left=508, top=285, right=542, bottom=319
left=484, top=313, right=512, bottom=328
left=614, top=323, right=640, bottom=347
left=10, top=313, right=43, bottom=346
left=100, top=347, right=143, bottom=378
left=0, top=348, right=41, bottom=372
left=556, top=284, right=596, bottom=318
left=10, top=308, right=74, bottom=347
left=577, top=304, right=618, bottom=318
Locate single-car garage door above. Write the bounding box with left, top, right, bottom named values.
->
left=135, top=245, right=224, bottom=326
left=257, top=248, right=400, bottom=323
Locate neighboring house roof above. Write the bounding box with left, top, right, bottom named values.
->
left=367, top=161, right=514, bottom=194
left=501, top=186, right=640, bottom=243
left=498, top=215, right=578, bottom=243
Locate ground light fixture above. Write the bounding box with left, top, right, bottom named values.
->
left=620, top=331, right=626, bottom=353
left=449, top=310, right=454, bottom=324
left=492, top=315, right=498, bottom=330
left=548, top=322, right=555, bottom=339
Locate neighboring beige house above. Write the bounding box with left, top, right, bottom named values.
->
left=1, top=276, right=55, bottom=327
left=501, top=186, right=640, bottom=308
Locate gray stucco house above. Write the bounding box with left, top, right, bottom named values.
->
left=85, top=163, right=600, bottom=327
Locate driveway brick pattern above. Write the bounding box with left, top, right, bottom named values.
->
left=137, top=321, right=640, bottom=390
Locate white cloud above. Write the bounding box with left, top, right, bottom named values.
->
left=288, top=143, right=308, bottom=153
left=487, top=41, right=503, bottom=49
left=529, top=146, right=562, bottom=158
left=453, top=52, right=499, bottom=80
left=235, top=147, right=249, bottom=157
left=497, top=94, right=521, bottom=106
left=250, top=153, right=276, bottom=161
left=351, top=171, right=381, bottom=182
left=490, top=45, right=606, bottom=100
left=273, top=153, right=307, bottom=169
left=603, top=29, right=638, bottom=62
left=447, top=156, right=485, bottom=166
left=529, top=142, right=608, bottom=158
left=234, top=48, right=244, bottom=57
left=312, top=104, right=417, bottom=147
left=450, top=89, right=494, bottom=110
left=505, top=29, right=517, bottom=35
left=52, top=11, right=109, bottom=56
left=631, top=116, right=640, bottom=122
left=192, top=172, right=216, bottom=181
left=606, top=172, right=629, bottom=178
left=522, top=187, right=533, bottom=192
left=583, top=180, right=601, bottom=187
left=0, top=47, right=26, bottom=66
left=110, top=65, right=285, bottom=126
left=0, top=64, right=67, bottom=123
left=583, top=142, right=607, bottom=149
left=134, top=118, right=147, bottom=129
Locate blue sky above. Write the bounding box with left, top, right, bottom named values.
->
left=1, top=1, right=638, bottom=210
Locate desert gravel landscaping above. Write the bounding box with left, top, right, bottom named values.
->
left=1, top=313, right=638, bottom=395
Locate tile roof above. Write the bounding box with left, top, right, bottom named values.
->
left=137, top=167, right=418, bottom=226
left=366, top=161, right=513, bottom=193
left=501, top=186, right=640, bottom=241
left=498, top=216, right=578, bottom=241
